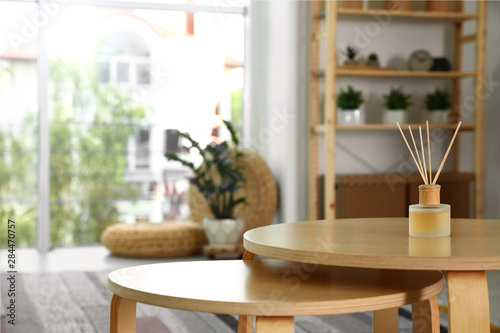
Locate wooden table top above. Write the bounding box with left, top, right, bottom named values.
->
left=108, top=260, right=443, bottom=316
left=243, top=218, right=500, bottom=271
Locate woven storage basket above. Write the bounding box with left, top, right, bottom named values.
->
left=336, top=174, right=407, bottom=218
left=101, top=221, right=207, bottom=258
left=188, top=148, right=277, bottom=234
left=319, top=172, right=473, bottom=219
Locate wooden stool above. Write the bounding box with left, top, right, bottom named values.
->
left=108, top=259, right=443, bottom=332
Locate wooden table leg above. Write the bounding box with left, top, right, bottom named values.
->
left=239, top=250, right=256, bottom=333
left=446, top=271, right=490, bottom=333
left=242, top=250, right=256, bottom=260
left=412, top=296, right=440, bottom=333
left=255, top=316, right=293, bottom=333
left=373, top=307, right=398, bottom=333
left=238, top=315, right=254, bottom=333
left=110, top=294, right=137, bottom=333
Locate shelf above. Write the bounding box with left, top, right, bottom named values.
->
left=336, top=69, right=476, bottom=78
left=313, top=123, right=474, bottom=133
left=337, top=8, right=477, bottom=22
left=315, top=69, right=475, bottom=78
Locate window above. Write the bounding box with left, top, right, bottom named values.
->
left=98, top=30, right=151, bottom=86
left=0, top=2, right=39, bottom=247
left=0, top=1, right=247, bottom=248
left=136, top=129, right=150, bottom=169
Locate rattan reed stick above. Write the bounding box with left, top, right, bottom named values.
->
left=408, top=126, right=427, bottom=184
left=426, top=121, right=432, bottom=185
left=432, top=121, right=462, bottom=184
left=419, top=126, right=428, bottom=185
left=396, top=122, right=427, bottom=184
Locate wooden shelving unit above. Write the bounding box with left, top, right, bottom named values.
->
left=308, top=0, right=487, bottom=220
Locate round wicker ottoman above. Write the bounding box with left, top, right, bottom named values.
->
left=101, top=221, right=207, bottom=258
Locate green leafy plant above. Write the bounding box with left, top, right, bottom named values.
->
left=165, top=121, right=246, bottom=219
left=336, top=85, right=364, bottom=110
left=343, top=45, right=359, bottom=64
left=383, top=87, right=412, bottom=110
left=368, top=53, right=378, bottom=62
left=425, top=88, right=452, bottom=111
left=366, top=53, right=380, bottom=67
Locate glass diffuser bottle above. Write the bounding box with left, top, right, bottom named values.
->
left=409, top=184, right=450, bottom=237
left=397, top=120, right=461, bottom=238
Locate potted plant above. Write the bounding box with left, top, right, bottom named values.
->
left=366, top=53, right=380, bottom=67
left=343, top=45, right=359, bottom=66
left=336, top=85, right=365, bottom=125
left=383, top=87, right=412, bottom=124
left=425, top=88, right=452, bottom=124
left=165, top=120, right=246, bottom=248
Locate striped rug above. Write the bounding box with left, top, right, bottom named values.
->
left=1, top=271, right=447, bottom=333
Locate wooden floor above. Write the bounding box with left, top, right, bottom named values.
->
left=3, top=246, right=500, bottom=329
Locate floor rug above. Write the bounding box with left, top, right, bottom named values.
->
left=1, top=271, right=447, bottom=333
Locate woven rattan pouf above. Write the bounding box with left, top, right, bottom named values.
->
left=101, top=221, right=207, bottom=258
left=188, top=149, right=277, bottom=234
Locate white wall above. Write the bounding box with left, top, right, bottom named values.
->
left=247, top=0, right=309, bottom=223
left=249, top=0, right=500, bottom=222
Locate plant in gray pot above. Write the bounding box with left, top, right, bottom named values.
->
left=336, top=85, right=364, bottom=125
left=383, top=87, right=412, bottom=124
left=343, top=45, right=360, bottom=66
left=425, top=88, right=452, bottom=124
left=366, top=53, right=380, bottom=67
left=165, top=121, right=246, bottom=248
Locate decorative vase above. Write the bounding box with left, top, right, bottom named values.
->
left=203, top=217, right=245, bottom=248
left=386, top=0, right=412, bottom=11
left=384, top=109, right=406, bottom=124
left=337, top=109, right=364, bottom=125
left=426, top=109, right=449, bottom=124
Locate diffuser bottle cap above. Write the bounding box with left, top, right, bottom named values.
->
left=418, top=184, right=441, bottom=205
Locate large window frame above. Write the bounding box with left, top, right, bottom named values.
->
left=5, top=0, right=248, bottom=252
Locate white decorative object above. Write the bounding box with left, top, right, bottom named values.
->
left=203, top=217, right=244, bottom=247
left=426, top=110, right=449, bottom=124
left=384, top=109, right=406, bottom=124
left=408, top=49, right=433, bottom=71
left=337, top=109, right=364, bottom=125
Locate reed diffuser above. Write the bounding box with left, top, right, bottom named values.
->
left=397, top=121, right=461, bottom=237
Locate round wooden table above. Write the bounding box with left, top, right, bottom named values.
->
left=108, top=260, right=443, bottom=333
left=244, top=218, right=500, bottom=333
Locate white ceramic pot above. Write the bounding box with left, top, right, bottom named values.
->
left=203, top=217, right=244, bottom=248
left=337, top=109, right=364, bottom=125
left=384, top=109, right=406, bottom=124
left=426, top=109, right=449, bottom=124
